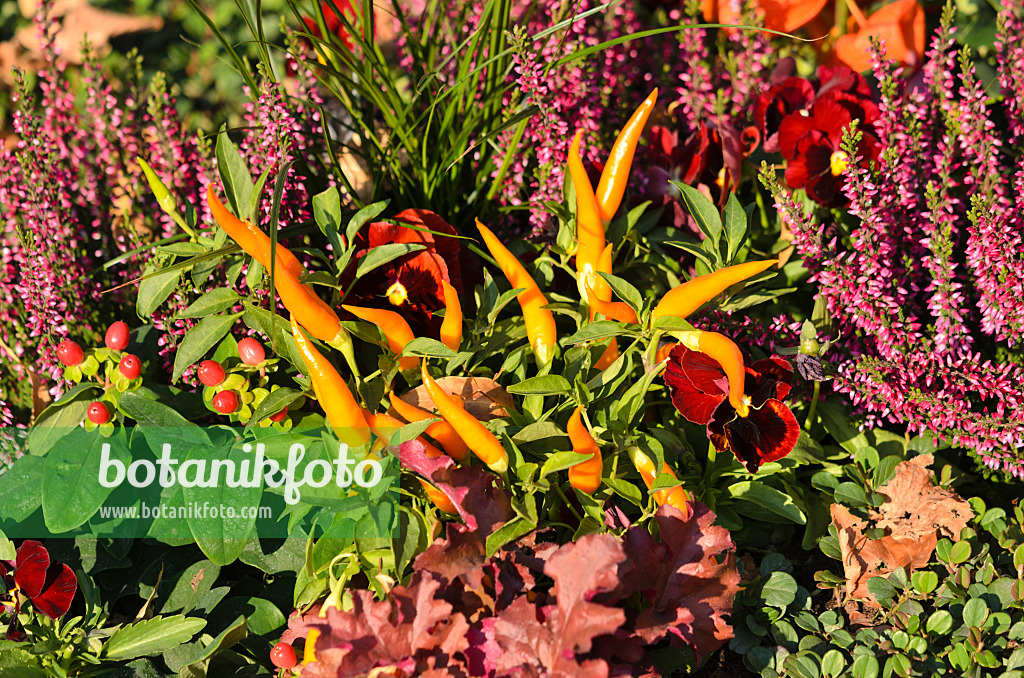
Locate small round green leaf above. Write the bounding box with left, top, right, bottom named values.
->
left=761, top=571, right=799, bottom=608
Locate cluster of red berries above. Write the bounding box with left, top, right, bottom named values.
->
left=56, top=321, right=141, bottom=425
left=198, top=337, right=288, bottom=421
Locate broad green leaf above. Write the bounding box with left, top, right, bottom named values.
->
left=166, top=615, right=247, bottom=671
left=561, top=321, right=632, bottom=345
left=866, top=576, right=897, bottom=601
left=104, top=615, right=207, bottom=661
left=346, top=200, right=390, bottom=243
left=313, top=186, right=344, bottom=253
left=818, top=400, right=871, bottom=454
left=177, top=289, right=241, bottom=319
left=211, top=596, right=285, bottom=636
left=160, top=560, right=221, bottom=615
left=539, top=451, right=594, bottom=478
left=137, top=266, right=181, bottom=319
left=355, top=243, right=425, bottom=279
left=675, top=182, right=722, bottom=250
left=0, top=456, right=45, bottom=523
left=215, top=126, right=254, bottom=220
left=181, top=445, right=261, bottom=565
left=245, top=387, right=302, bottom=434
left=761, top=571, right=798, bottom=608
left=596, top=272, right=643, bottom=312
left=722, top=193, right=747, bottom=263
left=728, top=481, right=806, bottom=524
left=505, top=375, right=571, bottom=396
left=42, top=427, right=129, bottom=533
left=402, top=337, right=457, bottom=359
left=172, top=313, right=241, bottom=382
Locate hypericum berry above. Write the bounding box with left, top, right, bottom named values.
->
left=237, top=337, right=266, bottom=365
left=87, top=402, right=111, bottom=424
left=268, top=407, right=289, bottom=422
left=56, top=339, right=84, bottom=366
left=104, top=321, right=130, bottom=351
left=198, top=360, right=226, bottom=387
left=270, top=641, right=297, bottom=669
left=118, top=354, right=142, bottom=380
left=212, top=390, right=239, bottom=414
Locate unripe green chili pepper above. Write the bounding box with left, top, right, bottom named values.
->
left=567, top=406, right=603, bottom=494
left=421, top=359, right=508, bottom=474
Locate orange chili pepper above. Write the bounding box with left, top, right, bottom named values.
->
left=439, top=280, right=463, bottom=352
left=291, top=318, right=370, bottom=447
left=421, top=360, right=508, bottom=474
left=585, top=281, right=639, bottom=324
left=591, top=243, right=618, bottom=369
left=628, top=447, right=691, bottom=518
left=278, top=267, right=346, bottom=344
left=388, top=392, right=470, bottom=462
left=207, top=187, right=306, bottom=278
left=568, top=130, right=605, bottom=304
left=420, top=480, right=458, bottom=513
left=651, top=259, right=779, bottom=322
left=567, top=406, right=603, bottom=494
left=476, top=220, right=556, bottom=365
left=680, top=330, right=749, bottom=417
left=655, top=340, right=676, bottom=364
left=342, top=305, right=417, bottom=371
left=594, top=89, right=658, bottom=223
left=365, top=409, right=445, bottom=458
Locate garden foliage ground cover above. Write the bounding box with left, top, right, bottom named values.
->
left=0, top=0, right=1022, bottom=676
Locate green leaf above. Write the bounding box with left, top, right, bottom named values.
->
left=850, top=654, right=879, bottom=678
left=911, top=570, right=938, bottom=594
left=137, top=266, right=181, bottom=319
left=246, top=388, right=302, bottom=432
left=104, top=615, right=207, bottom=661
left=355, top=243, right=425, bottom=279
left=596, top=272, right=643, bottom=312
left=177, top=289, right=241, bottom=319
left=119, top=393, right=208, bottom=435
left=948, top=540, right=971, bottom=564
left=485, top=517, right=536, bottom=558
left=820, top=649, right=846, bottom=678
left=925, top=609, right=953, bottom=635
left=172, top=313, right=240, bottom=382
left=675, top=182, right=722, bottom=249
left=561, top=321, right=632, bottom=345
left=0, top=456, right=44, bottom=523
left=722, top=193, right=747, bottom=263
left=346, top=200, right=390, bottom=243
left=728, top=481, right=807, bottom=524
left=160, top=560, right=221, bottom=615
left=818, top=400, right=871, bottom=454
left=42, top=427, right=129, bottom=533
left=665, top=240, right=715, bottom=270
left=313, top=186, right=342, bottom=233
left=167, top=615, right=247, bottom=671
left=181, top=446, right=261, bottom=565
left=215, top=126, right=254, bottom=220
left=761, top=571, right=799, bottom=608
left=962, top=597, right=988, bottom=627
left=402, top=337, right=458, bottom=359
left=505, top=375, right=571, bottom=396
left=833, top=482, right=870, bottom=508
left=212, top=596, right=285, bottom=636
left=650, top=315, right=697, bottom=332
left=867, top=576, right=897, bottom=601
left=539, top=451, right=594, bottom=478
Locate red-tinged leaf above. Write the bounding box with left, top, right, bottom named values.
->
left=494, top=597, right=613, bottom=678
left=492, top=533, right=557, bottom=611
left=32, top=563, right=77, bottom=619
left=465, top=617, right=502, bottom=676
left=14, top=540, right=49, bottom=599
left=629, top=504, right=740, bottom=661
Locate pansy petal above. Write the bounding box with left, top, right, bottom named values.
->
left=675, top=345, right=730, bottom=395
left=14, top=541, right=49, bottom=599
left=748, top=357, right=795, bottom=404
left=5, top=618, right=26, bottom=642
left=664, top=352, right=727, bottom=424
left=722, top=399, right=801, bottom=473
left=32, top=564, right=77, bottom=619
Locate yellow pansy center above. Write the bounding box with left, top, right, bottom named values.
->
left=830, top=150, right=850, bottom=176
left=386, top=281, right=409, bottom=307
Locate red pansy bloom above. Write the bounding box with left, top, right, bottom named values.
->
left=777, top=99, right=881, bottom=206
left=303, top=0, right=361, bottom=50
left=0, top=541, right=77, bottom=640
left=340, top=209, right=463, bottom=334
left=664, top=345, right=799, bottom=473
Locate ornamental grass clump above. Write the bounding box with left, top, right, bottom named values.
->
left=762, top=4, right=1024, bottom=478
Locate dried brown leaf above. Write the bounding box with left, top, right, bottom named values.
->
left=391, top=377, right=515, bottom=421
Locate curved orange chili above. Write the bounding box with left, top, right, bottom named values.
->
left=439, top=280, right=463, bottom=352
left=681, top=330, right=749, bottom=417
left=207, top=187, right=305, bottom=278
left=342, top=305, right=417, bottom=371
left=365, top=409, right=445, bottom=458
left=655, top=340, right=676, bottom=364
left=594, top=89, right=658, bottom=223
left=585, top=281, right=639, bottom=324
left=420, top=480, right=458, bottom=514
left=421, top=360, right=508, bottom=474
left=388, top=392, right=470, bottom=462
left=476, top=220, right=557, bottom=365
left=651, top=259, right=779, bottom=322
left=628, top=447, right=691, bottom=518
left=568, top=130, right=605, bottom=303
left=591, top=243, right=618, bottom=369
left=291, top=318, right=370, bottom=447
left=567, top=406, right=603, bottom=494
left=278, top=268, right=346, bottom=344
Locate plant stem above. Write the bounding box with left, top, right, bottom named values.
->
left=554, top=482, right=583, bottom=522
left=804, top=380, right=821, bottom=431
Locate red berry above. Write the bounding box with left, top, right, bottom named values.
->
left=270, top=641, right=297, bottom=669
left=56, top=339, right=84, bottom=366
left=212, top=390, right=239, bottom=414
left=238, top=337, right=266, bottom=365
left=198, top=360, right=226, bottom=387
left=87, top=402, right=111, bottom=424
left=104, top=321, right=130, bottom=351
left=119, top=354, right=142, bottom=380
left=268, top=407, right=288, bottom=422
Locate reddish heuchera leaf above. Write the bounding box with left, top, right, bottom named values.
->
left=627, top=504, right=740, bottom=662
left=493, top=533, right=628, bottom=677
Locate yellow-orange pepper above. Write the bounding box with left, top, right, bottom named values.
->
left=594, top=89, right=658, bottom=223
left=421, top=360, right=508, bottom=474
left=680, top=330, right=749, bottom=417
left=567, top=406, right=603, bottom=494
left=342, top=305, right=417, bottom=371
left=290, top=318, right=370, bottom=447
left=568, top=130, right=605, bottom=304
left=438, top=280, right=463, bottom=352
left=651, top=259, right=779, bottom=322
left=629, top=447, right=691, bottom=519
left=420, top=480, right=458, bottom=514
left=476, top=220, right=556, bottom=365
left=207, top=187, right=306, bottom=278
left=388, top=392, right=470, bottom=462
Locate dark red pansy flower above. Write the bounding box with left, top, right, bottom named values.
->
left=777, top=99, right=881, bottom=207
left=664, top=345, right=799, bottom=473
left=340, top=209, right=463, bottom=334
left=303, top=0, right=362, bottom=50
left=0, top=541, right=77, bottom=640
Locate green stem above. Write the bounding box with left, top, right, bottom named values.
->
left=804, top=380, right=821, bottom=431
left=554, top=482, right=583, bottom=522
